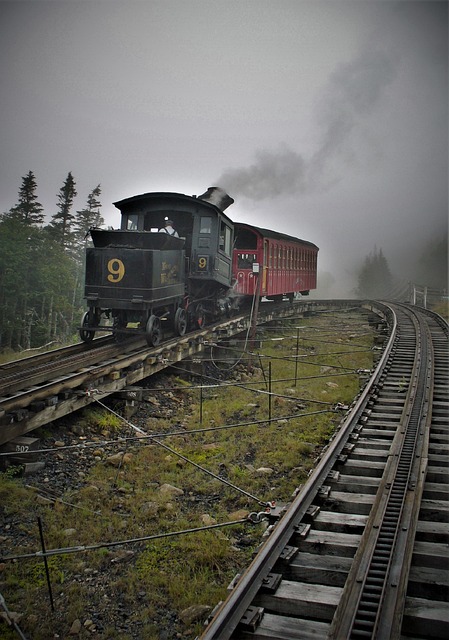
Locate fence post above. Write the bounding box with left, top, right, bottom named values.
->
left=294, top=327, right=299, bottom=386
left=37, top=516, right=55, bottom=611
left=268, top=361, right=272, bottom=422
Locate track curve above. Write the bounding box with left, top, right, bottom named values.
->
left=200, top=302, right=449, bottom=640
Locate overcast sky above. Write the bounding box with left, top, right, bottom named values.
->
left=1, top=0, right=447, bottom=295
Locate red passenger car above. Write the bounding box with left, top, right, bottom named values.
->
left=232, top=223, right=318, bottom=300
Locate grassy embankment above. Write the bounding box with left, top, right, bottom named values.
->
left=1, top=310, right=377, bottom=639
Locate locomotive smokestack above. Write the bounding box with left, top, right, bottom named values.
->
left=198, top=187, right=234, bottom=211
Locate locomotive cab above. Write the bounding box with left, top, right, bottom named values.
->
left=114, top=188, right=236, bottom=326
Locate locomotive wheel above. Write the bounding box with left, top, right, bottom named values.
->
left=146, top=315, right=161, bottom=347
left=79, top=311, right=95, bottom=343
left=174, top=308, right=187, bottom=336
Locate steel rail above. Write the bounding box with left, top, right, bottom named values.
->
left=0, top=336, right=144, bottom=396
left=0, top=335, right=113, bottom=376
left=0, top=301, right=344, bottom=447
left=199, top=304, right=397, bottom=639
left=329, top=306, right=434, bottom=638
left=200, top=302, right=448, bottom=640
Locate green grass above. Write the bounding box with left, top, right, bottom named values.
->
left=0, top=310, right=376, bottom=639
left=432, top=300, right=449, bottom=321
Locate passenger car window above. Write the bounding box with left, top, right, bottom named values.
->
left=238, top=253, right=257, bottom=268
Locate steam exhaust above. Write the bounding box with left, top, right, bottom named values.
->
left=198, top=186, right=234, bottom=211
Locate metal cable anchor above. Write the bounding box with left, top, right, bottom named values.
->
left=247, top=511, right=269, bottom=524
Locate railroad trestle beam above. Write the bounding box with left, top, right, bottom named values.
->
left=0, top=301, right=339, bottom=450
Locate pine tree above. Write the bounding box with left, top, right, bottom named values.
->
left=70, top=184, right=104, bottom=318
left=356, top=247, right=393, bottom=298
left=48, top=171, right=78, bottom=247
left=2, top=171, right=44, bottom=225
left=73, top=184, right=103, bottom=247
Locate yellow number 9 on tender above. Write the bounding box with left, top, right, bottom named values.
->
left=107, top=258, right=125, bottom=283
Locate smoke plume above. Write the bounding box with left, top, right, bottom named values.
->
left=219, top=146, right=307, bottom=200
left=217, top=50, right=396, bottom=200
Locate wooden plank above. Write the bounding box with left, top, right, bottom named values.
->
left=370, top=397, right=406, bottom=405
left=335, top=474, right=379, bottom=494
left=365, top=413, right=402, bottom=422
left=353, top=440, right=391, bottom=450
left=282, top=552, right=352, bottom=587
left=238, top=611, right=331, bottom=639
left=369, top=408, right=404, bottom=420
left=418, top=499, right=449, bottom=523
left=339, top=461, right=385, bottom=478
left=416, top=520, right=449, bottom=543
left=293, top=530, right=361, bottom=557
left=428, top=453, right=449, bottom=464
left=403, top=597, right=449, bottom=638
left=363, top=425, right=397, bottom=434
left=370, top=405, right=404, bottom=414
left=349, top=450, right=389, bottom=462
left=0, top=435, right=39, bottom=454
left=254, top=580, right=341, bottom=621
left=428, top=438, right=449, bottom=449
left=312, top=511, right=368, bottom=534
left=324, top=491, right=375, bottom=515
left=428, top=433, right=449, bottom=444
left=425, top=467, right=449, bottom=483
left=412, top=541, right=449, bottom=569
left=0, top=435, right=40, bottom=463
left=423, top=482, right=449, bottom=502
left=408, top=566, right=449, bottom=599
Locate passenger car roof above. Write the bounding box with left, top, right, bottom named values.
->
left=234, top=221, right=318, bottom=250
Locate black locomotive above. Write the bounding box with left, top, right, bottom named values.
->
left=79, top=186, right=319, bottom=346
left=80, top=187, right=237, bottom=346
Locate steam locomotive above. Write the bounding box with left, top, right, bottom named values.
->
left=79, top=187, right=318, bottom=346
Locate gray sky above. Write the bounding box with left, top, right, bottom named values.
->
left=1, top=0, right=447, bottom=294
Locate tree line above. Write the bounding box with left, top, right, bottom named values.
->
left=0, top=171, right=103, bottom=351
left=354, top=240, right=447, bottom=300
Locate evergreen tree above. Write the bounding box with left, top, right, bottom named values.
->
left=2, top=171, right=44, bottom=225
left=0, top=215, right=80, bottom=350
left=73, top=184, right=104, bottom=247
left=0, top=171, right=102, bottom=351
left=356, top=247, right=393, bottom=298
left=48, top=171, right=77, bottom=247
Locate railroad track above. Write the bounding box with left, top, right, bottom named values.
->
left=0, top=333, right=150, bottom=444
left=0, top=335, right=134, bottom=396
left=200, top=302, right=449, bottom=640
left=0, top=300, right=337, bottom=448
